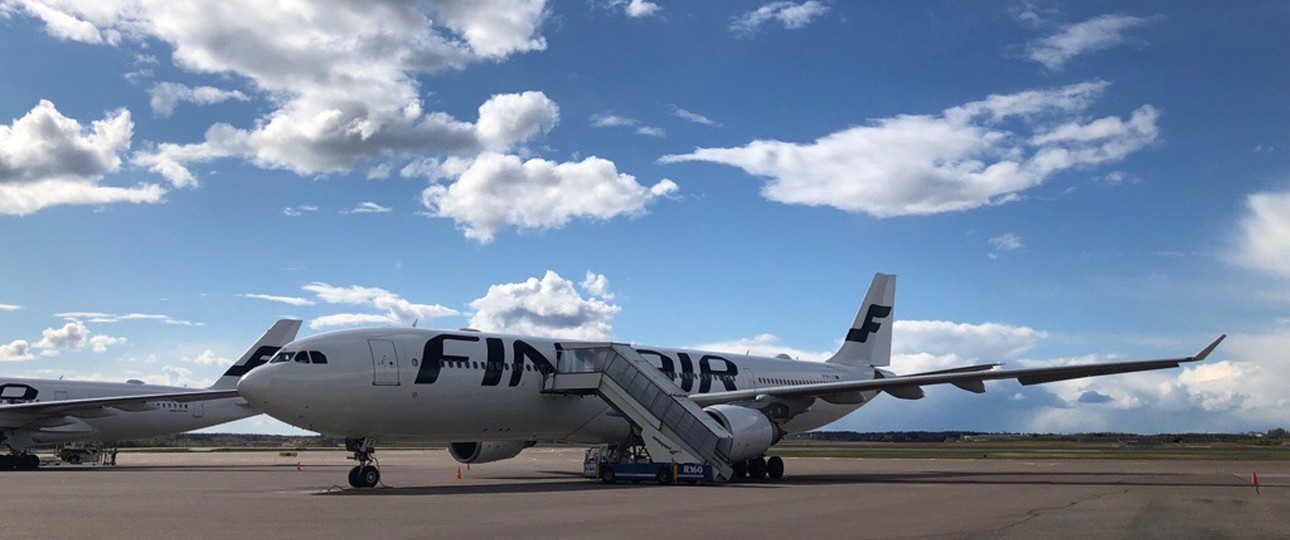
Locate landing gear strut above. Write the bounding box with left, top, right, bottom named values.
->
left=345, top=437, right=380, bottom=488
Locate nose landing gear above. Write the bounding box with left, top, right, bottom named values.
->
left=345, top=437, right=380, bottom=488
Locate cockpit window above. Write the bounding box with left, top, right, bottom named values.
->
left=270, top=351, right=294, bottom=364
left=309, top=351, right=328, bottom=364
left=294, top=352, right=310, bottom=363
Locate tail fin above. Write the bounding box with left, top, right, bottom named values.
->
left=209, top=319, right=302, bottom=389
left=826, top=273, right=895, bottom=367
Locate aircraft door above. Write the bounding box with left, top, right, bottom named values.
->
left=369, top=339, right=401, bottom=386
left=192, top=402, right=204, bottom=418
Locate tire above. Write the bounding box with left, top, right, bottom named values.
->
left=732, top=461, right=748, bottom=481
left=0, top=456, right=13, bottom=471
left=747, top=457, right=767, bottom=480
left=359, top=466, right=380, bottom=488
left=21, top=454, right=39, bottom=470
left=767, top=456, right=784, bottom=480
left=66, top=454, right=81, bottom=465
left=600, top=467, right=616, bottom=485
left=347, top=466, right=362, bottom=488
left=656, top=467, right=674, bottom=486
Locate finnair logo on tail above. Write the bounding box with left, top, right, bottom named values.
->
left=846, top=305, right=891, bottom=343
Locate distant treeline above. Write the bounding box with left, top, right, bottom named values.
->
left=788, top=430, right=1288, bottom=444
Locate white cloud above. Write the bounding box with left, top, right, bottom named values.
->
left=283, top=204, right=318, bottom=217
left=731, top=1, right=830, bottom=35
left=32, top=320, right=126, bottom=354
left=580, top=271, right=614, bottom=300
left=1026, top=14, right=1159, bottom=70
left=624, top=0, right=661, bottom=18
left=634, top=126, right=666, bottom=137
left=0, top=304, right=21, bottom=311
left=239, top=293, right=316, bottom=307
left=421, top=152, right=678, bottom=243
left=303, top=282, right=459, bottom=330
left=148, top=82, right=249, bottom=118
left=989, top=233, right=1023, bottom=253
left=671, top=106, right=720, bottom=127
left=8, top=1, right=553, bottom=188
left=0, top=99, right=165, bottom=215
left=341, top=201, right=392, bottom=214
left=1231, top=189, right=1290, bottom=279
left=140, top=365, right=199, bottom=387
left=185, top=349, right=232, bottom=366
left=0, top=339, right=35, bottom=362
left=468, top=270, right=620, bottom=340
left=590, top=113, right=638, bottom=128
left=55, top=311, right=198, bottom=326
left=661, top=81, right=1159, bottom=217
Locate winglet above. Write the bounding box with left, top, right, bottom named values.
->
left=1191, top=335, right=1226, bottom=362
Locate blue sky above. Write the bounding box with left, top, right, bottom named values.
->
left=1, top=1, right=1287, bottom=435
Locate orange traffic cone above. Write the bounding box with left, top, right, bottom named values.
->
left=296, top=462, right=302, bottom=472
left=457, top=466, right=462, bottom=480
left=1252, top=472, right=1258, bottom=485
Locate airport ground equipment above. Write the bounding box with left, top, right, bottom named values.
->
left=544, top=343, right=736, bottom=482
left=582, top=444, right=713, bottom=485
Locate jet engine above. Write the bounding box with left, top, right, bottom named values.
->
left=448, top=440, right=534, bottom=464
left=703, top=404, right=780, bottom=462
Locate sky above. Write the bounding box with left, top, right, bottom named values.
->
left=0, top=1, right=1287, bottom=436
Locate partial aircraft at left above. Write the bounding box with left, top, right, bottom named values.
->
left=0, top=319, right=300, bottom=469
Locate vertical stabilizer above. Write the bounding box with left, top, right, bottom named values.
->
left=826, top=273, right=895, bottom=367
left=209, top=319, right=302, bottom=389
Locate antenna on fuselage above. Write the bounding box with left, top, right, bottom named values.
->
left=412, top=319, right=419, bottom=328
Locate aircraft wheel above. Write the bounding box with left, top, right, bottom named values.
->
left=767, top=456, right=784, bottom=480
left=66, top=454, right=81, bottom=465
left=600, top=466, right=616, bottom=485
left=747, top=457, right=767, bottom=480
left=347, top=466, right=362, bottom=488
left=0, top=455, right=13, bottom=471
left=656, top=467, right=674, bottom=485
left=20, top=454, right=39, bottom=470
left=359, top=465, right=380, bottom=488
left=731, top=461, right=748, bottom=481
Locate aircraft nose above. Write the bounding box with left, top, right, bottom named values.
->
left=237, top=367, right=271, bottom=406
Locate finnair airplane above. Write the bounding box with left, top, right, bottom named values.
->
left=0, top=319, right=301, bottom=470
left=235, top=275, right=1224, bottom=488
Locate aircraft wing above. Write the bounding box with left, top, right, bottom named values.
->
left=691, top=335, right=1225, bottom=407
left=0, top=389, right=241, bottom=428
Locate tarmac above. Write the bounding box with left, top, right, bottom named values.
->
left=0, top=448, right=1286, bottom=539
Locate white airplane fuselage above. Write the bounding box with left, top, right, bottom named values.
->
left=0, top=378, right=256, bottom=450
left=240, top=328, right=880, bottom=444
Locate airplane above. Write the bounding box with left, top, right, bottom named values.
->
left=0, top=319, right=301, bottom=469
left=234, top=274, right=1225, bottom=488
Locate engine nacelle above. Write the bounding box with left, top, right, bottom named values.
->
left=448, top=440, right=533, bottom=464
left=704, top=404, right=780, bottom=462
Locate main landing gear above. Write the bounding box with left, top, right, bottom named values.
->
left=0, top=453, right=40, bottom=471
left=730, top=455, right=785, bottom=482
left=345, top=437, right=380, bottom=488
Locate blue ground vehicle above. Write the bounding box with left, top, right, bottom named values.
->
left=583, top=444, right=713, bottom=485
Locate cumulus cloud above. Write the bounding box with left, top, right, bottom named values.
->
left=32, top=321, right=126, bottom=354
left=140, top=365, right=199, bottom=387
left=341, top=201, right=392, bottom=214
left=731, top=1, right=830, bottom=35
left=421, top=153, right=678, bottom=243
left=0, top=304, right=21, bottom=311
left=0, top=339, right=35, bottom=361
left=1026, top=14, right=1160, bottom=70
left=580, top=271, right=614, bottom=300
left=238, top=293, right=316, bottom=307
left=1231, top=189, right=1290, bottom=279
left=148, top=82, right=249, bottom=118
left=184, top=349, right=232, bottom=366
left=623, top=0, right=661, bottom=18
left=661, top=81, right=1159, bottom=217
left=0, top=100, right=164, bottom=215
left=468, top=270, right=620, bottom=339
left=303, top=282, right=459, bottom=329
left=8, top=1, right=553, bottom=187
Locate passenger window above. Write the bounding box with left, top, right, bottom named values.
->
left=310, top=351, right=328, bottom=364
left=270, top=351, right=293, bottom=363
